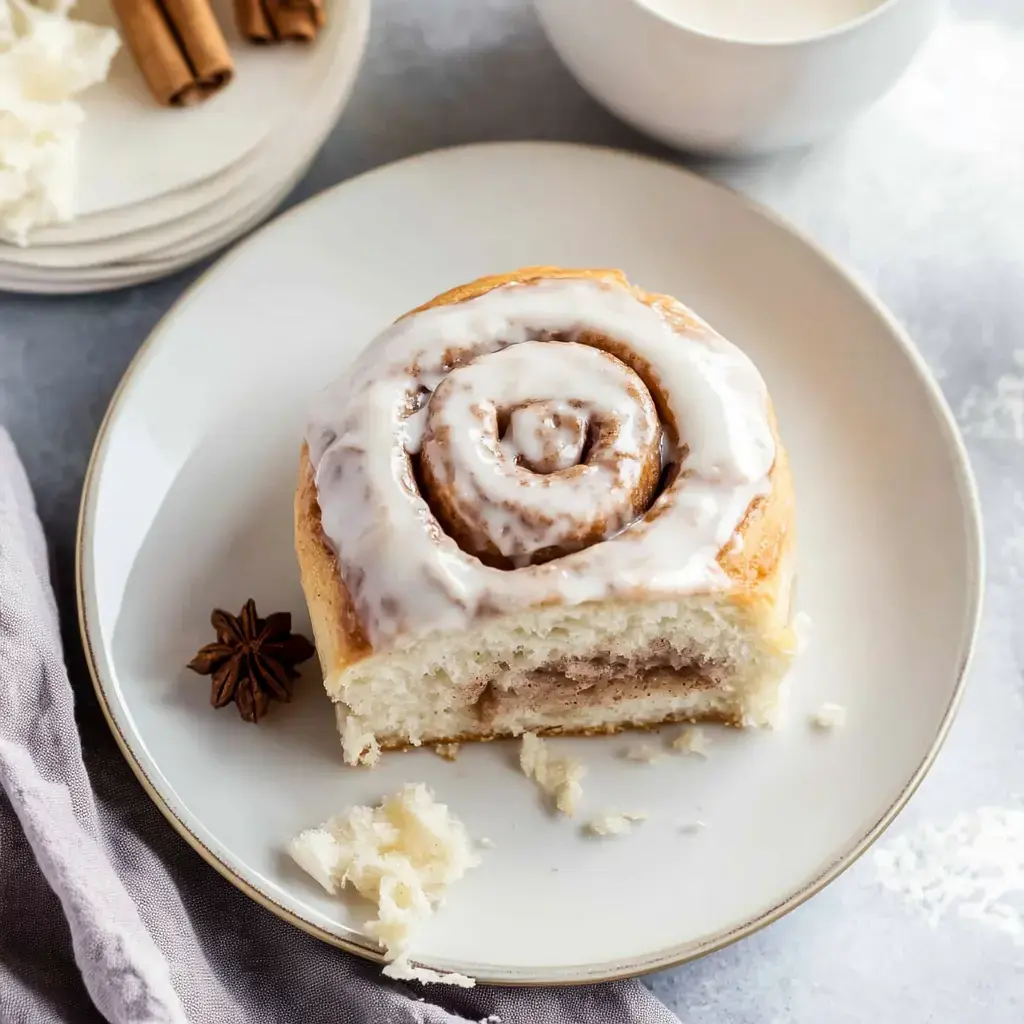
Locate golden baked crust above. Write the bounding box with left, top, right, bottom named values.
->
left=294, top=266, right=795, bottom=689
left=295, top=443, right=371, bottom=686
left=370, top=707, right=744, bottom=753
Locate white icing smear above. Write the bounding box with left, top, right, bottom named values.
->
left=307, top=277, right=774, bottom=649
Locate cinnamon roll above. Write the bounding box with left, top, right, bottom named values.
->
left=295, top=267, right=797, bottom=765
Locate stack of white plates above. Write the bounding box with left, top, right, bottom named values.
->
left=0, top=0, right=369, bottom=295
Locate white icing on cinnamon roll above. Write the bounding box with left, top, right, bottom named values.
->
left=306, top=276, right=774, bottom=649
left=420, top=341, right=662, bottom=569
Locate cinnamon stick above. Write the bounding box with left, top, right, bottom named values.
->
left=112, top=0, right=234, bottom=107
left=235, top=0, right=326, bottom=44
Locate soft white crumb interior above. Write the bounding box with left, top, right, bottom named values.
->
left=289, top=782, right=479, bottom=986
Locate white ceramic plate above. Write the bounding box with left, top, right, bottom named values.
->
left=0, top=10, right=369, bottom=296
left=77, top=143, right=982, bottom=984
left=0, top=0, right=369, bottom=258
left=0, top=35, right=357, bottom=275
left=0, top=122, right=315, bottom=272
left=0, top=167, right=300, bottom=295
left=71, top=0, right=359, bottom=216
left=0, top=154, right=309, bottom=294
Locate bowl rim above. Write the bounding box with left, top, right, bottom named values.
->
left=625, top=0, right=924, bottom=50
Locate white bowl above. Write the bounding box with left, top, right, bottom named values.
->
left=534, top=0, right=944, bottom=155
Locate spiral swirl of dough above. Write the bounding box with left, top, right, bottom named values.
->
left=306, top=268, right=775, bottom=649
left=419, top=340, right=663, bottom=568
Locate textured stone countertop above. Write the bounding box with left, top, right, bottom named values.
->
left=1, top=1, right=1022, bottom=1020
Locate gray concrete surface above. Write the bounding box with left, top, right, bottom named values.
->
left=1, top=1, right=1022, bottom=1020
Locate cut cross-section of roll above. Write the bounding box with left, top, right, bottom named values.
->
left=295, top=267, right=798, bottom=765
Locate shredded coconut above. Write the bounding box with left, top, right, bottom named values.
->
left=289, top=783, right=480, bottom=986
left=1003, top=489, right=1024, bottom=577
left=671, top=726, right=710, bottom=758
left=959, top=351, right=1024, bottom=444
left=584, top=811, right=648, bottom=836
left=810, top=702, right=847, bottom=730
left=874, top=807, right=1024, bottom=945
left=519, top=733, right=585, bottom=816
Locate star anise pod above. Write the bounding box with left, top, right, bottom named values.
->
left=187, top=600, right=316, bottom=723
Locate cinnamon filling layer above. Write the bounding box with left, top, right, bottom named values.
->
left=476, top=646, right=729, bottom=723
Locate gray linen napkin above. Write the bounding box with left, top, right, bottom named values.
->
left=0, top=426, right=680, bottom=1023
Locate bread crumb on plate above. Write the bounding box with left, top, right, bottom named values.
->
left=621, top=741, right=662, bottom=763
left=792, top=610, right=813, bottom=655
left=671, top=726, right=710, bottom=758
left=810, top=702, right=847, bottom=730
left=434, top=742, right=461, bottom=761
left=519, top=732, right=585, bottom=816
left=289, top=782, right=479, bottom=987
left=584, top=811, right=648, bottom=836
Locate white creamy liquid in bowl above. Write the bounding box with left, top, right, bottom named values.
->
left=642, top=0, right=888, bottom=42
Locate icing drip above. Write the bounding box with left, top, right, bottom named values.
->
left=307, top=277, right=774, bottom=649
